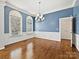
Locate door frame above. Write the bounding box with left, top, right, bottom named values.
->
left=59, top=16, right=73, bottom=47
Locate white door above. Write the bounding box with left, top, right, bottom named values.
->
left=59, top=17, right=73, bottom=46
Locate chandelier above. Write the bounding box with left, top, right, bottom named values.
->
left=35, top=1, right=44, bottom=22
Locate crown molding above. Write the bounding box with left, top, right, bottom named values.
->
left=4, top=0, right=75, bottom=16
left=5, top=2, right=33, bottom=16
left=42, top=0, right=76, bottom=15
left=43, top=5, right=73, bottom=15
left=0, top=1, right=6, bottom=6
left=72, top=0, right=77, bottom=7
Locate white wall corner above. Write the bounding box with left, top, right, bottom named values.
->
left=0, top=46, right=5, bottom=50
left=0, top=33, right=10, bottom=50
left=0, top=1, right=6, bottom=35
left=75, top=34, right=79, bottom=51
left=72, top=0, right=77, bottom=7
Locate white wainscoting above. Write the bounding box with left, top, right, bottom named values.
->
left=1, top=32, right=79, bottom=51
left=75, top=34, right=79, bottom=51
left=0, top=33, right=10, bottom=50
left=0, top=32, right=60, bottom=50
left=5, top=33, right=34, bottom=45
left=0, top=32, right=34, bottom=50
left=35, top=32, right=60, bottom=41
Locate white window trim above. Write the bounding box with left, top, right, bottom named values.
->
left=9, top=10, right=22, bottom=36
left=26, top=16, right=33, bottom=33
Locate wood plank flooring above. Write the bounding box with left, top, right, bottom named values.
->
left=0, top=37, right=79, bottom=59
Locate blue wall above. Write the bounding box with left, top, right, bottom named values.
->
left=4, top=6, right=34, bottom=33
left=73, top=0, right=79, bottom=34
left=35, top=8, right=73, bottom=32
left=32, top=17, right=35, bottom=31
left=20, top=12, right=27, bottom=32
left=4, top=6, right=11, bottom=33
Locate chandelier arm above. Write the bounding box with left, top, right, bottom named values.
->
left=35, top=1, right=44, bottom=22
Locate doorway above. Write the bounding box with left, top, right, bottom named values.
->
left=59, top=17, right=73, bottom=47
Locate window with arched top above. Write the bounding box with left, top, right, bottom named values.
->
left=26, top=16, right=33, bottom=32
left=9, top=10, right=22, bottom=36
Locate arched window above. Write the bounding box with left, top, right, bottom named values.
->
left=26, top=16, right=33, bottom=32
left=9, top=10, right=22, bottom=36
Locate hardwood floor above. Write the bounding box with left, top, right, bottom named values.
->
left=0, top=37, right=79, bottom=59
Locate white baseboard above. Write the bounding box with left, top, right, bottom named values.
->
left=0, top=46, right=5, bottom=50
left=75, top=34, right=79, bottom=51
left=35, top=32, right=60, bottom=41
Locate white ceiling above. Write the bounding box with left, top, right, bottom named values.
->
left=5, top=0, right=76, bottom=15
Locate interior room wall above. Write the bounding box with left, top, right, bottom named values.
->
left=4, top=6, right=35, bottom=33
left=35, top=8, right=73, bottom=32
left=35, top=8, right=73, bottom=41
left=73, top=0, right=79, bottom=51
left=73, top=0, right=79, bottom=34
left=0, top=5, right=35, bottom=50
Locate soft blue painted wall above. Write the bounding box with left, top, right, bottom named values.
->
left=4, top=6, right=34, bottom=33
left=32, top=17, right=35, bottom=31
left=35, top=8, right=73, bottom=32
left=73, top=0, right=79, bottom=34
left=4, top=6, right=11, bottom=33
left=20, top=12, right=27, bottom=32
